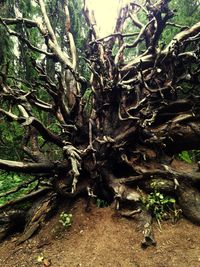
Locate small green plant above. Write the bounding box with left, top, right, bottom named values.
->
left=96, top=198, right=108, bottom=208
left=59, top=212, right=73, bottom=228
left=178, top=151, right=192, bottom=163
left=141, top=182, right=177, bottom=226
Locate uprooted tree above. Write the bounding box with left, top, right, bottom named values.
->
left=0, top=0, right=200, bottom=246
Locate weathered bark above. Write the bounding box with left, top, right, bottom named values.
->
left=178, top=184, right=200, bottom=225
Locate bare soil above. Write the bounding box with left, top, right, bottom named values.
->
left=0, top=198, right=200, bottom=267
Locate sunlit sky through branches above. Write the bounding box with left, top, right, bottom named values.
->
left=88, top=0, right=131, bottom=37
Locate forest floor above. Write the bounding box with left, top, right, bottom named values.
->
left=0, top=197, right=200, bottom=267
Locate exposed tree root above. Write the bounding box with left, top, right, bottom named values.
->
left=16, top=192, right=57, bottom=245
left=178, top=184, right=200, bottom=225
left=0, top=0, right=200, bottom=248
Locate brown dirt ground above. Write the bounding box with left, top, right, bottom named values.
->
left=0, top=198, right=200, bottom=267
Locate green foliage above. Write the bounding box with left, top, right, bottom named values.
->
left=0, top=121, right=24, bottom=160
left=82, top=88, right=93, bottom=117
left=59, top=212, right=73, bottom=228
left=162, top=0, right=200, bottom=44
left=120, top=0, right=200, bottom=61
left=0, top=171, right=37, bottom=205
left=178, top=150, right=200, bottom=163
left=68, top=0, right=88, bottom=48
left=0, top=2, right=15, bottom=66
left=178, top=151, right=192, bottom=164
left=17, top=0, right=37, bottom=18
left=68, top=0, right=90, bottom=78
left=96, top=198, right=108, bottom=208
left=141, top=182, right=177, bottom=224
left=0, top=28, right=14, bottom=65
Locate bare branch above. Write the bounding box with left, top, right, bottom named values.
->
left=0, top=159, right=70, bottom=173
left=38, top=0, right=57, bottom=44
left=0, top=18, right=53, bottom=57
left=165, top=21, right=200, bottom=52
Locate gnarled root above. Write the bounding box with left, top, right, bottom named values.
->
left=16, top=192, right=57, bottom=245
left=178, top=184, right=200, bottom=225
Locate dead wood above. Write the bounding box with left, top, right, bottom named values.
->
left=0, top=0, right=200, bottom=245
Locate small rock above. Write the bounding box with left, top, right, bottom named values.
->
left=43, top=258, right=51, bottom=266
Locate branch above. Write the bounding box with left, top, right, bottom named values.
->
left=0, top=187, right=51, bottom=210
left=166, top=22, right=189, bottom=29
left=25, top=117, right=64, bottom=147
left=84, top=0, right=100, bottom=39
left=135, top=165, right=200, bottom=184
left=0, top=108, right=63, bottom=147
left=63, top=0, right=77, bottom=70
left=0, top=17, right=38, bottom=27
left=89, top=32, right=139, bottom=44
left=0, top=18, right=53, bottom=57
left=0, top=176, right=39, bottom=198
left=114, top=18, right=155, bottom=65
left=121, top=52, right=155, bottom=72
left=0, top=159, right=69, bottom=173
left=129, top=13, right=144, bottom=29
left=114, top=1, right=130, bottom=33
left=38, top=0, right=57, bottom=43
left=165, top=21, right=200, bottom=52
left=0, top=160, right=53, bottom=173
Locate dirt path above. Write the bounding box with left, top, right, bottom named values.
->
left=0, top=200, right=200, bottom=267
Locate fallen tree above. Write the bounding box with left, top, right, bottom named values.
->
left=0, top=0, right=200, bottom=247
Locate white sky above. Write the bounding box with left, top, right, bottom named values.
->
left=88, top=0, right=131, bottom=37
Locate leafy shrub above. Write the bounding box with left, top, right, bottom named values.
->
left=141, top=182, right=179, bottom=226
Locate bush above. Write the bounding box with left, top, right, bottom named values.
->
left=141, top=182, right=180, bottom=226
